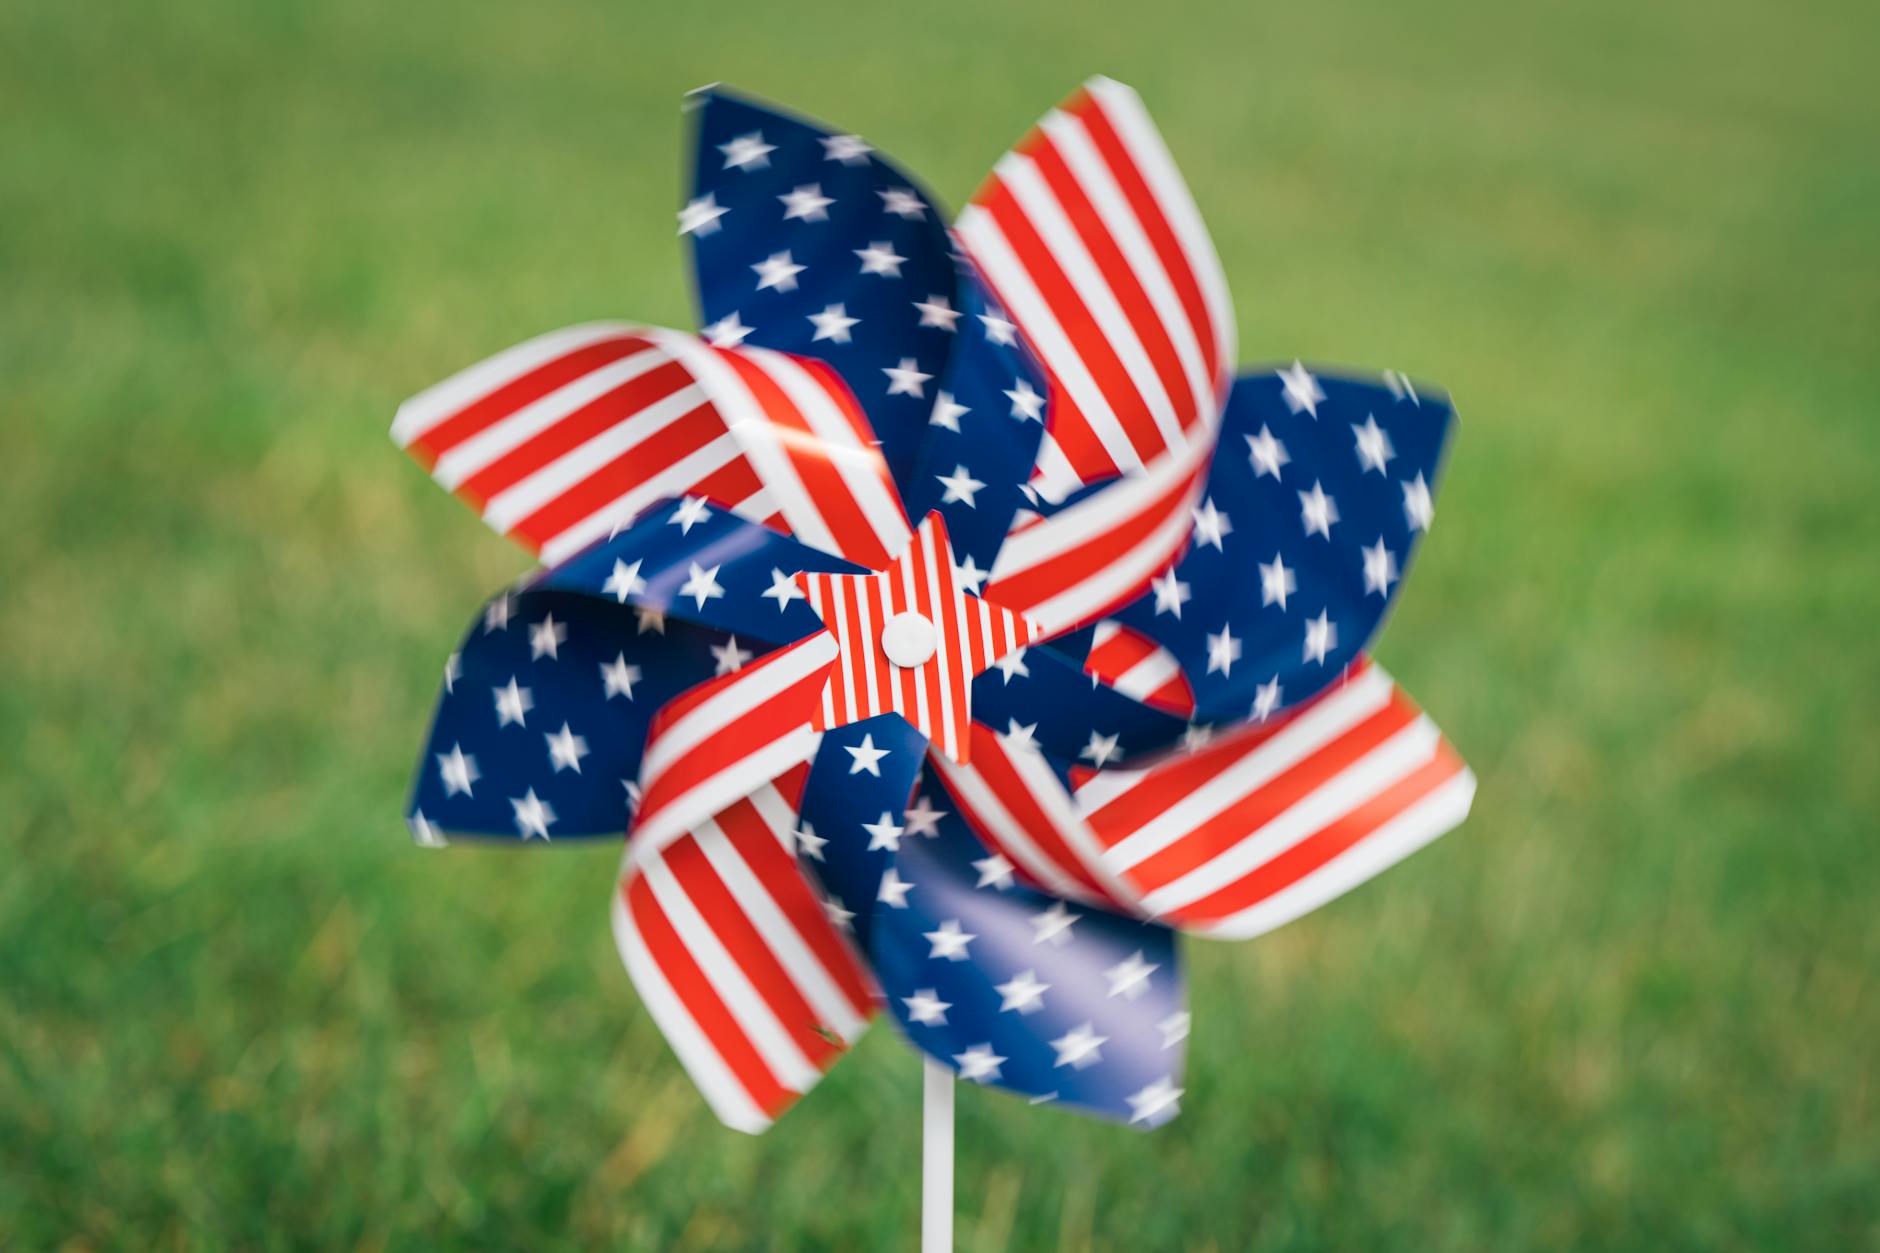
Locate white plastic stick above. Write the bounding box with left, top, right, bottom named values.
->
left=922, top=1057, right=955, bottom=1253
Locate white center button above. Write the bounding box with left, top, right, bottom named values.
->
left=881, top=611, right=938, bottom=668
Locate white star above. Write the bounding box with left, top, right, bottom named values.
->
left=623, top=779, right=642, bottom=812
left=877, top=867, right=914, bottom=908
left=996, top=969, right=1050, bottom=1014
left=1206, top=625, right=1241, bottom=677
left=673, top=492, right=706, bottom=530
left=751, top=250, right=805, bottom=293
left=600, top=653, right=641, bottom=700
left=483, top=594, right=513, bottom=633
left=1260, top=553, right=1296, bottom=610
left=903, top=988, right=950, bottom=1025
left=973, top=852, right=1015, bottom=889
left=1002, top=718, right=1039, bottom=751
left=1081, top=729, right=1123, bottom=767
left=529, top=614, right=566, bottom=661
left=935, top=464, right=985, bottom=507
left=1246, top=423, right=1290, bottom=479
left=807, top=303, right=859, bottom=343
left=545, top=722, right=589, bottom=773
left=1051, top=1022, right=1108, bottom=1069
left=1158, top=1011, right=1191, bottom=1049
left=761, top=567, right=806, bottom=609
left=1151, top=569, right=1191, bottom=618
left=1277, top=360, right=1325, bottom=417
left=929, top=391, right=968, bottom=431
left=1182, top=723, right=1215, bottom=751
left=862, top=810, right=904, bottom=852
left=602, top=558, right=646, bottom=603
left=854, top=241, right=906, bottom=277
left=878, top=187, right=926, bottom=219
left=1003, top=377, right=1045, bottom=421
left=953, top=553, right=988, bottom=593
left=823, top=896, right=855, bottom=931
left=510, top=788, right=556, bottom=841
left=1298, top=480, right=1340, bottom=539
left=925, top=919, right=975, bottom=961
left=903, top=795, right=947, bottom=837
left=978, top=313, right=1017, bottom=345
left=1362, top=537, right=1399, bottom=597
left=912, top=294, right=959, bottom=330
left=794, top=823, right=827, bottom=861
left=883, top=357, right=932, bottom=398
left=635, top=607, right=667, bottom=635
left=1303, top=610, right=1338, bottom=665
left=1352, top=413, right=1396, bottom=473
left=1384, top=368, right=1421, bottom=405
left=1253, top=676, right=1283, bottom=721
left=953, top=1043, right=1005, bottom=1083
left=492, top=678, right=533, bottom=727
left=443, top=651, right=461, bottom=693
left=678, top=561, right=725, bottom=610
left=844, top=733, right=889, bottom=776
left=711, top=635, right=753, bottom=675
left=1105, top=950, right=1158, bottom=999
left=1402, top=472, right=1435, bottom=532
left=677, top=193, right=728, bottom=236
left=1126, top=1077, right=1184, bottom=1125
left=1030, top=901, right=1079, bottom=945
left=820, top=133, right=872, bottom=164
left=702, top=312, right=752, bottom=347
left=717, top=131, right=774, bottom=170
left=777, top=183, right=834, bottom=222
left=436, top=743, right=479, bottom=797
left=408, top=810, right=447, bottom=848
left=1191, top=497, right=1233, bottom=550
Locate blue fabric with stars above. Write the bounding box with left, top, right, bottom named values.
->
left=683, top=90, right=1050, bottom=579
left=1109, top=366, right=1456, bottom=723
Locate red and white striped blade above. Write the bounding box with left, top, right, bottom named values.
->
left=1083, top=618, right=1196, bottom=717
left=613, top=780, right=877, bottom=1133
left=391, top=324, right=909, bottom=569
left=956, top=76, right=1235, bottom=500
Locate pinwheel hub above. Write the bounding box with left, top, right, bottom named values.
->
left=881, top=611, right=937, bottom=668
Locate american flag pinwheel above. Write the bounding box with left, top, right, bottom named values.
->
left=394, top=79, right=1475, bottom=1134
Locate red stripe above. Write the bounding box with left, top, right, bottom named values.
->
left=455, top=358, right=694, bottom=506
left=623, top=871, right=791, bottom=1118
left=639, top=664, right=832, bottom=813
left=957, top=725, right=1116, bottom=905
left=409, top=335, right=648, bottom=466
left=506, top=402, right=725, bottom=549
left=1170, top=743, right=1466, bottom=924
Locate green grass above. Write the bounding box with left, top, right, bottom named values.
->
left=3, top=0, right=1877, bottom=1247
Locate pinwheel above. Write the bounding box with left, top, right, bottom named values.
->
left=392, top=78, right=1474, bottom=1208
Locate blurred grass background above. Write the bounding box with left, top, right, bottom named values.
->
left=3, top=0, right=1877, bottom=1247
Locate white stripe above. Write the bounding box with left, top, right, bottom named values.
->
left=994, top=152, right=1186, bottom=453
left=692, top=818, right=869, bottom=1043
left=632, top=722, right=826, bottom=869
left=1201, top=769, right=1475, bottom=940
left=998, top=735, right=1139, bottom=905
left=431, top=344, right=666, bottom=488
left=1028, top=432, right=1083, bottom=503
left=825, top=580, right=860, bottom=720
left=745, top=348, right=910, bottom=559
left=392, top=322, right=637, bottom=447
left=533, top=430, right=745, bottom=566
left=1041, top=109, right=1215, bottom=427
left=1099, top=666, right=1397, bottom=867
left=641, top=634, right=838, bottom=786
left=1138, top=716, right=1443, bottom=917
left=991, top=434, right=1205, bottom=577
left=610, top=883, right=770, bottom=1134
left=480, top=382, right=708, bottom=530
left=919, top=523, right=959, bottom=761
left=637, top=849, right=822, bottom=1092
left=955, top=205, right=1143, bottom=476
left=1089, top=619, right=1121, bottom=650
left=898, top=552, right=925, bottom=728
left=1084, top=77, right=1235, bottom=388
left=1110, top=647, right=1181, bottom=704
left=746, top=782, right=801, bottom=848
left=930, top=749, right=1095, bottom=906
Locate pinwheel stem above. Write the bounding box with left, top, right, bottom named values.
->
left=922, top=1057, right=955, bottom=1252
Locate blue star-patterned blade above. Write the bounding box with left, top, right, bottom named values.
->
left=791, top=714, right=931, bottom=954
left=537, top=496, right=863, bottom=647
left=1109, top=365, right=1456, bottom=722
left=871, top=762, right=1188, bottom=1127
left=405, top=588, right=730, bottom=843
left=684, top=88, right=957, bottom=497
left=971, top=638, right=1190, bottom=766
